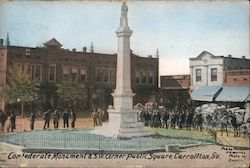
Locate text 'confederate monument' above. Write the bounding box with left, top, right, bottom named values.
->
left=92, top=2, right=155, bottom=138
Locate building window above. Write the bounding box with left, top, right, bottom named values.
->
left=104, top=69, right=109, bottom=83
left=35, top=64, right=42, bottom=81
left=71, top=68, right=78, bottom=81
left=31, top=65, right=35, bottom=80
left=211, top=68, right=217, bottom=81
left=196, top=69, right=201, bottom=82
left=79, top=68, right=87, bottom=82
left=25, top=64, right=31, bottom=77
left=110, top=69, right=116, bottom=84
left=14, top=63, right=22, bottom=72
left=21, top=64, right=25, bottom=73
left=48, top=64, right=56, bottom=82
left=148, top=71, right=154, bottom=84
left=135, top=70, right=140, bottom=84
left=63, top=66, right=70, bottom=80
left=25, top=48, right=31, bottom=55
left=233, top=78, right=237, bottom=81
left=141, top=70, right=147, bottom=84
left=96, top=68, right=104, bottom=83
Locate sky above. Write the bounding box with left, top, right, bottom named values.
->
left=0, top=0, right=249, bottom=75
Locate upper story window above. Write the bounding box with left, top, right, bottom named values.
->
left=71, top=68, right=78, bottom=82
left=17, top=63, right=42, bottom=81
left=110, top=69, right=116, bottom=84
left=135, top=70, right=140, bottom=84
left=79, top=68, right=87, bottom=82
left=141, top=70, right=147, bottom=84
left=104, top=69, right=109, bottom=83
left=211, top=68, right=217, bottom=82
left=63, top=66, right=70, bottom=80
left=196, top=69, right=202, bottom=82
left=48, top=64, right=56, bottom=82
left=14, top=63, right=22, bottom=72
left=25, top=64, right=31, bottom=77
left=35, top=64, right=42, bottom=81
left=25, top=48, right=31, bottom=55
left=148, top=70, right=154, bottom=84
left=96, top=68, right=104, bottom=83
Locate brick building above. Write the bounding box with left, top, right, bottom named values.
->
left=160, top=75, right=190, bottom=110
left=224, top=69, right=250, bottom=87
left=0, top=38, right=159, bottom=113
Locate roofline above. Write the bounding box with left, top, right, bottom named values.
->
left=189, top=50, right=250, bottom=60
left=160, top=74, right=190, bottom=77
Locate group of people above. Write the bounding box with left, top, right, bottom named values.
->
left=137, top=104, right=204, bottom=131
left=0, top=108, right=77, bottom=133
left=91, top=108, right=108, bottom=127
left=42, top=109, right=77, bottom=130
left=1, top=103, right=204, bottom=133
left=0, top=109, right=16, bottom=133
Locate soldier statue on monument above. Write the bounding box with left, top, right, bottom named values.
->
left=120, top=2, right=128, bottom=27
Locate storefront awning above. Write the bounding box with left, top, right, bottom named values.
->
left=215, top=86, right=250, bottom=102
left=191, top=85, right=222, bottom=102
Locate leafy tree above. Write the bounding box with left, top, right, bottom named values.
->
left=3, top=68, right=39, bottom=103
left=56, top=80, right=86, bottom=108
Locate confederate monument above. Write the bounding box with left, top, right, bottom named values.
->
left=92, top=2, right=155, bottom=138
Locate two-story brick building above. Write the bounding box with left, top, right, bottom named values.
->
left=0, top=38, right=159, bottom=114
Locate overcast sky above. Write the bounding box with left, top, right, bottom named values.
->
left=0, top=1, right=249, bottom=75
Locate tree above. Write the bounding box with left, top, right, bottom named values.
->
left=3, top=68, right=39, bottom=116
left=56, top=80, right=86, bottom=109
left=3, top=68, right=39, bottom=103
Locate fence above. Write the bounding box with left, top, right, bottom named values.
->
left=0, top=129, right=215, bottom=152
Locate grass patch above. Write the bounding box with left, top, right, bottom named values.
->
left=151, top=127, right=213, bottom=141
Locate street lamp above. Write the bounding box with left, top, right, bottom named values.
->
left=17, top=98, right=24, bottom=117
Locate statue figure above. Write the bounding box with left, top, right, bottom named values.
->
left=120, top=2, right=128, bottom=27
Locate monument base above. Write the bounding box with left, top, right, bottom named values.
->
left=91, top=108, right=156, bottom=139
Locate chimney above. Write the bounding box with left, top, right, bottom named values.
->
left=72, top=48, right=76, bottom=52
left=0, top=39, right=3, bottom=47
left=83, top=47, right=87, bottom=53
left=228, top=54, right=232, bottom=58
left=242, top=56, right=245, bottom=59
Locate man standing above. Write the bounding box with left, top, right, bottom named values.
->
left=71, top=110, right=76, bottom=128
left=0, top=109, right=3, bottom=131
left=197, top=112, right=203, bottom=132
left=9, top=111, right=16, bottom=132
left=91, top=109, right=98, bottom=127
left=43, top=109, right=50, bottom=129
left=53, top=109, right=59, bottom=129
left=63, top=109, right=69, bottom=128
left=30, top=112, right=36, bottom=130
left=0, top=109, right=7, bottom=132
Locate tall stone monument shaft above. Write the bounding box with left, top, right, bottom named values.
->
left=92, top=2, right=155, bottom=138
left=113, top=2, right=134, bottom=110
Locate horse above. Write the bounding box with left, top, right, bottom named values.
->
left=220, top=115, right=230, bottom=137
left=228, top=114, right=245, bottom=137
